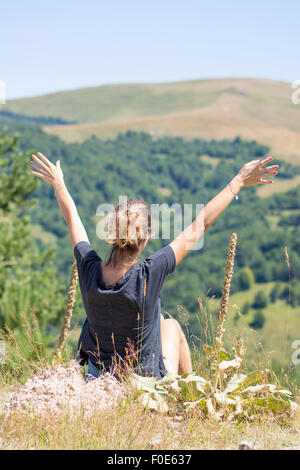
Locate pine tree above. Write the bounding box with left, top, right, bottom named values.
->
left=0, top=127, right=66, bottom=335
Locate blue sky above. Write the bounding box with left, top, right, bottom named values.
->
left=1, top=0, right=299, bottom=99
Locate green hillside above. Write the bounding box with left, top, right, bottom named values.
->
left=4, top=78, right=297, bottom=126
left=3, top=78, right=300, bottom=164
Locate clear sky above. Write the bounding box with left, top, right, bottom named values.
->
left=1, top=0, right=299, bottom=99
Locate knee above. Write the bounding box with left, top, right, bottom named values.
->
left=169, top=318, right=182, bottom=332
left=164, top=318, right=182, bottom=340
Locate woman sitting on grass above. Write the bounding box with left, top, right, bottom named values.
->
left=30, top=153, right=278, bottom=379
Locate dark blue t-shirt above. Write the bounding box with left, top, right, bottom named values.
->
left=74, top=241, right=176, bottom=379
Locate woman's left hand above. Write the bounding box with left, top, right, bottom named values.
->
left=231, top=156, right=279, bottom=191
left=30, top=152, right=64, bottom=189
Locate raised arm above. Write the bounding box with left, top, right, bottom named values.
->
left=170, top=156, right=279, bottom=265
left=30, top=152, right=89, bottom=249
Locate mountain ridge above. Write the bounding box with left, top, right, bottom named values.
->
left=3, top=77, right=300, bottom=163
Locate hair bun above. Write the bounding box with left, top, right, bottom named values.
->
left=106, top=199, right=151, bottom=250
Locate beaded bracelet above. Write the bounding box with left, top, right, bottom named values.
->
left=228, top=182, right=239, bottom=200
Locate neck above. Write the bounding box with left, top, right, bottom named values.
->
left=106, top=248, right=140, bottom=269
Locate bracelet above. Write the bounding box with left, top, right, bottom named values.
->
left=228, top=182, right=239, bottom=200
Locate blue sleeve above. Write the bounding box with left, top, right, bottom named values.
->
left=148, top=245, right=176, bottom=276
left=74, top=241, right=101, bottom=278
left=143, top=245, right=176, bottom=299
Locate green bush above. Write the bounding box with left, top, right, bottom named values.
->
left=252, top=290, right=269, bottom=309
left=238, top=267, right=255, bottom=291
left=291, top=280, right=300, bottom=307
left=270, top=283, right=281, bottom=303
left=280, top=285, right=290, bottom=300
left=241, top=301, right=250, bottom=315
left=248, top=310, right=266, bottom=330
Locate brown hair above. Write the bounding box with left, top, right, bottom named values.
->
left=106, top=199, right=151, bottom=266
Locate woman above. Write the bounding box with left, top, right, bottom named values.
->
left=30, top=152, right=278, bottom=379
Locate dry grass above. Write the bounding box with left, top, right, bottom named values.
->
left=257, top=175, right=300, bottom=198
left=0, top=392, right=299, bottom=450
left=55, top=258, right=78, bottom=358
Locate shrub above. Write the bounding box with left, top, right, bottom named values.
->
left=291, top=280, right=300, bottom=307
left=238, top=267, right=255, bottom=291
left=248, top=311, right=266, bottom=330
left=279, top=285, right=290, bottom=300
left=241, top=301, right=250, bottom=315
left=270, top=283, right=281, bottom=303
left=252, top=290, right=268, bottom=309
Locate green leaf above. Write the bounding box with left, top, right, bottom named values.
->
left=178, top=374, right=208, bottom=400
left=224, top=373, right=247, bottom=394
left=139, top=391, right=169, bottom=413
left=218, top=357, right=242, bottom=371
left=239, top=370, right=264, bottom=390
left=160, top=372, right=180, bottom=384
left=219, top=349, right=230, bottom=361
left=129, top=374, right=157, bottom=393
left=214, top=390, right=237, bottom=406
left=184, top=397, right=206, bottom=410
left=206, top=398, right=223, bottom=422
left=203, top=344, right=217, bottom=360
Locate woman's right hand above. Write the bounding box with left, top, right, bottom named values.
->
left=30, top=152, right=65, bottom=190
left=231, top=156, right=279, bottom=192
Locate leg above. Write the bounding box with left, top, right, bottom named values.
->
left=160, top=316, right=193, bottom=375
left=160, top=317, right=180, bottom=375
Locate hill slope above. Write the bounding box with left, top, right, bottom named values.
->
left=4, top=78, right=300, bottom=163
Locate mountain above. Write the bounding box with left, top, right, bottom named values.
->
left=4, top=78, right=300, bottom=164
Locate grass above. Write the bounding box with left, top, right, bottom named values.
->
left=207, top=281, right=300, bottom=385
left=0, top=347, right=299, bottom=450
left=0, top=401, right=299, bottom=450
left=257, top=175, right=300, bottom=198
left=199, top=154, right=221, bottom=167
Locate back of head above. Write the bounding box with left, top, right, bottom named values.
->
left=106, top=199, right=151, bottom=265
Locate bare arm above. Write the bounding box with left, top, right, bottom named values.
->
left=170, top=156, right=279, bottom=265
left=30, top=152, right=89, bottom=249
